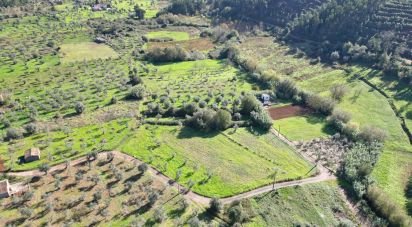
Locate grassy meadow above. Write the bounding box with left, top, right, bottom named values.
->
left=121, top=126, right=313, bottom=197
left=244, top=181, right=356, bottom=226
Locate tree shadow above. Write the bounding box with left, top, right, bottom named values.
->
left=123, top=173, right=143, bottom=183
left=177, top=127, right=221, bottom=139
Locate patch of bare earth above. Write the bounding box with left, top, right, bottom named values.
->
left=296, top=135, right=353, bottom=171
left=267, top=105, right=312, bottom=120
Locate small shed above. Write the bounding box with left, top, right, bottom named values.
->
left=261, top=93, right=271, bottom=106
left=0, top=179, right=11, bottom=198
left=24, top=147, right=41, bottom=163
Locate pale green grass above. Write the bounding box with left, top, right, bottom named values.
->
left=143, top=59, right=254, bottom=107
left=0, top=119, right=132, bottom=171
left=146, top=31, right=191, bottom=41
left=298, top=69, right=412, bottom=208
left=246, top=181, right=356, bottom=226
left=60, top=42, right=118, bottom=63
left=121, top=126, right=312, bottom=197
left=273, top=115, right=336, bottom=141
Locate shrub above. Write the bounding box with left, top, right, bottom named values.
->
left=128, top=85, right=145, bottom=100
left=75, top=102, right=85, bottom=114
left=184, top=102, right=198, bottom=115
left=240, top=94, right=259, bottom=114
left=328, top=109, right=351, bottom=127
left=5, top=128, right=22, bottom=140
left=331, top=51, right=340, bottom=61
left=153, top=208, right=166, bottom=223
left=275, top=79, right=299, bottom=99
left=145, top=46, right=188, bottom=63
left=305, top=94, right=335, bottom=115
left=228, top=205, right=246, bottom=224
left=341, top=122, right=359, bottom=140
left=330, top=84, right=348, bottom=101
left=366, top=186, right=412, bottom=226
left=358, top=125, right=387, bottom=144
left=185, top=109, right=216, bottom=131
left=214, top=109, right=232, bottom=130
left=24, top=123, right=37, bottom=135
left=250, top=105, right=272, bottom=131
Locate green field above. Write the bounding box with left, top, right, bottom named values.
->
left=121, top=126, right=313, bottom=197
left=145, top=31, right=191, bottom=41
left=274, top=115, right=336, bottom=141
left=299, top=68, right=412, bottom=207
left=142, top=59, right=253, bottom=108
left=0, top=119, right=132, bottom=171
left=60, top=42, right=119, bottom=63
left=245, top=181, right=356, bottom=226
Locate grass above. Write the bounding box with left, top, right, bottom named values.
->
left=0, top=119, right=132, bottom=171
left=145, top=31, right=191, bottom=41
left=245, top=180, right=356, bottom=226
left=142, top=59, right=254, bottom=108
left=273, top=115, right=336, bottom=141
left=298, top=68, right=412, bottom=208
left=121, top=125, right=313, bottom=197
left=59, top=42, right=118, bottom=63
left=147, top=38, right=215, bottom=52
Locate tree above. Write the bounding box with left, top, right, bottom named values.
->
left=128, top=84, right=145, bottom=100
left=75, top=102, right=85, bottom=114
left=134, top=5, right=146, bottom=19
left=268, top=168, right=279, bottom=190
left=240, top=94, right=259, bottom=114
left=275, top=79, right=298, bottom=99
left=214, top=109, right=232, bottom=130
left=208, top=197, right=222, bottom=214
left=39, top=163, right=50, bottom=175
left=19, top=207, right=33, bottom=219
left=138, top=163, right=148, bottom=173
left=358, top=125, right=387, bottom=144
left=24, top=123, right=37, bottom=135
left=330, top=84, right=348, bottom=101
left=5, top=128, right=22, bottom=140
left=250, top=105, right=272, bottom=131
left=330, top=51, right=340, bottom=61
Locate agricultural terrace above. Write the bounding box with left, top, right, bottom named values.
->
left=145, top=31, right=191, bottom=41
left=146, top=38, right=215, bottom=52
left=121, top=126, right=313, bottom=197
left=238, top=181, right=356, bottom=226
left=299, top=68, right=412, bottom=208
left=142, top=59, right=254, bottom=108
left=59, top=42, right=118, bottom=63
left=0, top=57, right=131, bottom=129
left=0, top=156, right=209, bottom=226
left=236, top=36, right=412, bottom=210
left=0, top=119, right=133, bottom=171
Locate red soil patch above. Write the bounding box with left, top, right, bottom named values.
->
left=267, top=105, right=311, bottom=120
left=0, top=158, right=5, bottom=172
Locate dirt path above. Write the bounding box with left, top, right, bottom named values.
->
left=5, top=147, right=335, bottom=205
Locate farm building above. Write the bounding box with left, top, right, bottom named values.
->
left=24, top=147, right=41, bottom=163
left=0, top=180, right=11, bottom=198
left=261, top=93, right=271, bottom=105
